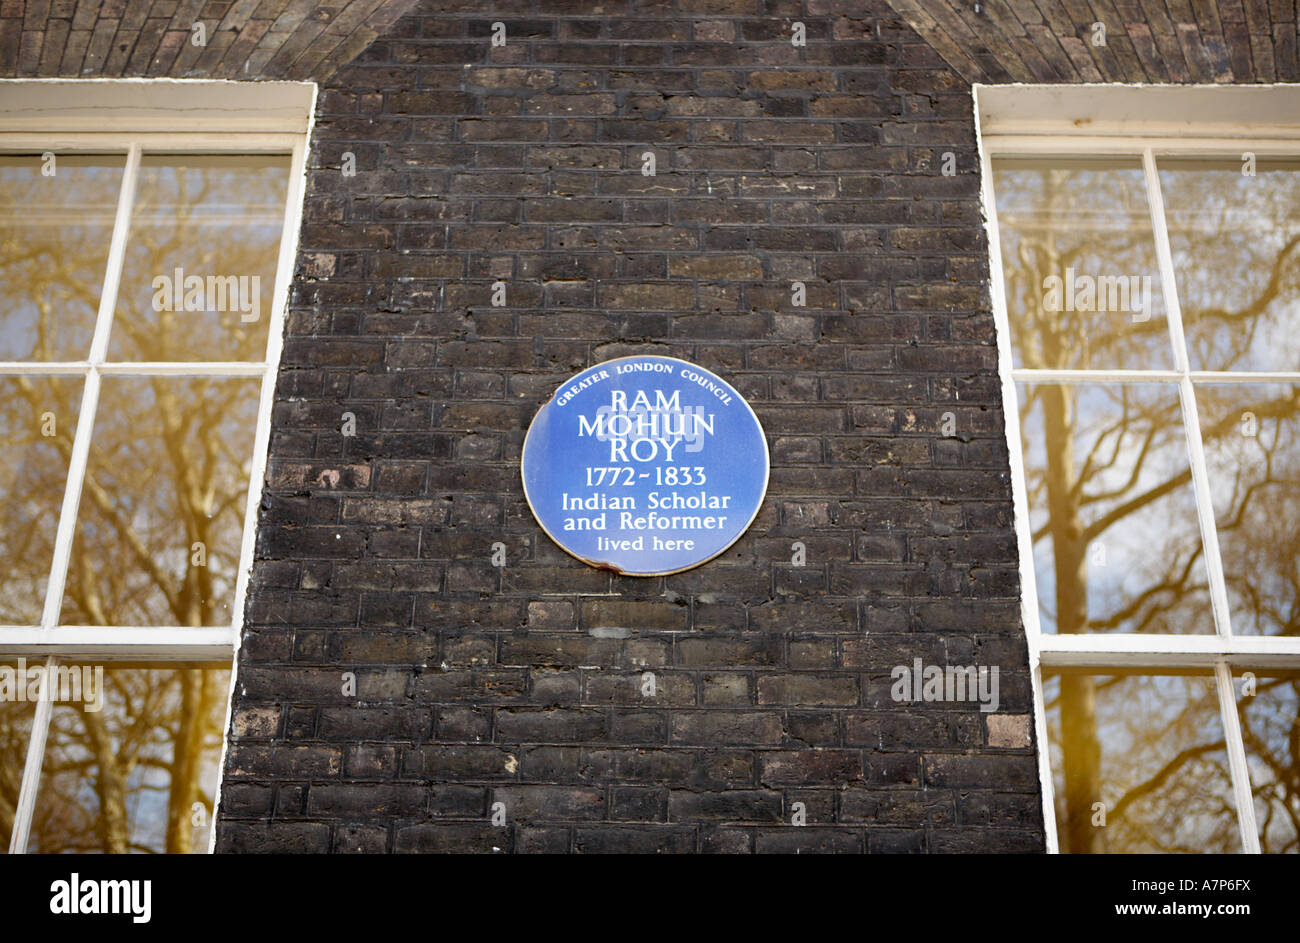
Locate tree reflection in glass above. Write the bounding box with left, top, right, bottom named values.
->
left=26, top=664, right=229, bottom=854
left=995, top=157, right=1300, bottom=853
left=0, top=152, right=287, bottom=853
left=1045, top=670, right=1240, bottom=853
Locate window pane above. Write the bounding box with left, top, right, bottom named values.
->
left=992, top=157, right=1171, bottom=371
left=0, top=675, right=36, bottom=853
left=1196, top=383, right=1300, bottom=636
left=0, top=154, right=124, bottom=361
left=1046, top=670, right=1241, bottom=853
left=60, top=377, right=259, bottom=626
left=109, top=154, right=290, bottom=363
left=1019, top=382, right=1213, bottom=634
left=1159, top=157, right=1300, bottom=373
left=1236, top=669, right=1300, bottom=853
left=26, top=663, right=229, bottom=853
left=0, top=376, right=83, bottom=625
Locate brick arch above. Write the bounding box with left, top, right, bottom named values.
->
left=883, top=0, right=1297, bottom=84
left=0, top=0, right=417, bottom=80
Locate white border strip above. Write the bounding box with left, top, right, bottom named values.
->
left=973, top=85, right=1060, bottom=853
left=0, top=362, right=269, bottom=376
left=8, top=656, right=55, bottom=854
left=0, top=80, right=315, bottom=134
left=982, top=135, right=1300, bottom=155
left=1041, top=632, right=1300, bottom=663
left=1007, top=369, right=1300, bottom=384
left=1216, top=661, right=1262, bottom=853
left=207, top=93, right=317, bottom=852
left=0, top=627, right=237, bottom=658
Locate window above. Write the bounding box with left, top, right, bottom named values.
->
left=0, top=81, right=312, bottom=853
left=977, top=85, right=1300, bottom=854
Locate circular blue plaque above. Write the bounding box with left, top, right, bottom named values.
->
left=522, top=356, right=769, bottom=576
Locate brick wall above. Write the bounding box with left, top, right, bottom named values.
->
left=214, top=0, right=1045, bottom=854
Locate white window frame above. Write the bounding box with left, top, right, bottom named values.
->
left=974, top=83, right=1300, bottom=854
left=0, top=79, right=315, bottom=854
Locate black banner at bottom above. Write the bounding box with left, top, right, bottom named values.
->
left=0, top=852, right=1285, bottom=932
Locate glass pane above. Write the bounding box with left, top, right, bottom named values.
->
left=0, top=376, right=83, bottom=624
left=109, top=154, right=290, bottom=363
left=1046, top=670, right=1241, bottom=853
left=0, top=670, right=36, bottom=853
left=1159, top=157, right=1300, bottom=373
left=26, top=663, right=230, bottom=853
left=992, top=157, right=1171, bottom=370
left=60, top=377, right=259, bottom=626
left=0, top=154, right=124, bottom=361
left=1019, top=382, right=1213, bottom=634
left=1235, top=669, right=1300, bottom=853
left=1196, top=383, right=1300, bottom=636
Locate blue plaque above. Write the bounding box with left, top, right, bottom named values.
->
left=522, top=356, right=769, bottom=576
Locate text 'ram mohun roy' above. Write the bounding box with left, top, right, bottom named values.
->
left=576, top=387, right=717, bottom=464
